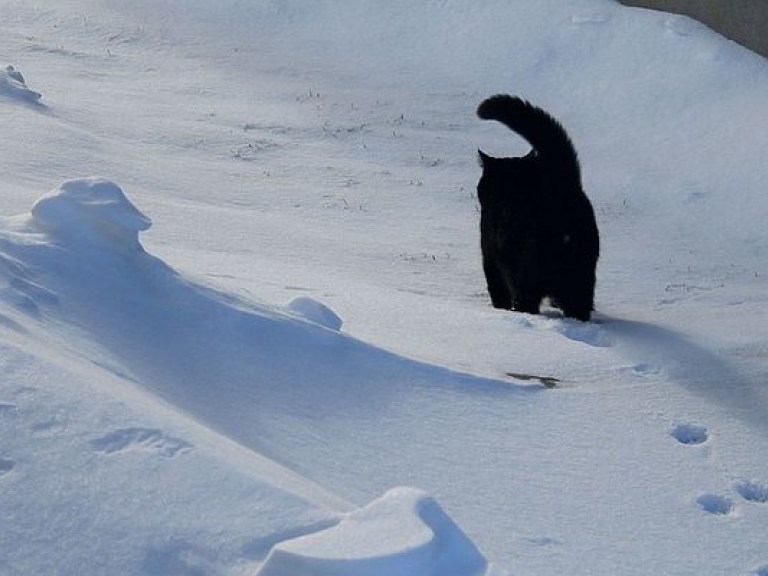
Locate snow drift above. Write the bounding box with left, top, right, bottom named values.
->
left=9, top=178, right=523, bottom=455
left=0, top=178, right=508, bottom=575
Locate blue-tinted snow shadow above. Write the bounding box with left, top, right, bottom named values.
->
left=0, top=96, right=51, bottom=114
left=8, top=229, right=533, bottom=468
left=598, top=314, right=768, bottom=430
left=2, top=177, right=542, bottom=497
left=82, top=261, right=535, bottom=478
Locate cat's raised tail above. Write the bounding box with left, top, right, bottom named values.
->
left=477, top=94, right=582, bottom=189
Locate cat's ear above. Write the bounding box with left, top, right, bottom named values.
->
left=478, top=149, right=492, bottom=167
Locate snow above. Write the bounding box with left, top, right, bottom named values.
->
left=288, top=297, right=344, bottom=332
left=257, top=487, right=494, bottom=576
left=0, top=0, right=767, bottom=575
left=31, top=177, right=152, bottom=249
left=0, top=64, right=41, bottom=102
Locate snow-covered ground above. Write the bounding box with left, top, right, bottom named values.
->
left=1, top=1, right=767, bottom=575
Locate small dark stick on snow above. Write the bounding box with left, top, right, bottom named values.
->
left=505, top=372, right=560, bottom=388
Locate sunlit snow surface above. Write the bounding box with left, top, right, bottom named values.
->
left=1, top=1, right=767, bottom=575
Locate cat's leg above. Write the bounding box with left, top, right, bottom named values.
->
left=483, top=258, right=512, bottom=309
left=554, top=269, right=595, bottom=321
left=560, top=301, right=592, bottom=321
left=510, top=257, right=543, bottom=315
left=512, top=294, right=541, bottom=315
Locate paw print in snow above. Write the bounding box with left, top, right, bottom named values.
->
left=671, top=423, right=708, bottom=445
left=734, top=480, right=768, bottom=504
left=91, top=428, right=192, bottom=458
left=696, top=493, right=734, bottom=516
left=0, top=458, right=15, bottom=477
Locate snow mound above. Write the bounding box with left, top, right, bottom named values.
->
left=0, top=65, right=42, bottom=102
left=257, top=487, right=503, bottom=576
left=31, top=178, right=152, bottom=252
left=288, top=297, right=343, bottom=331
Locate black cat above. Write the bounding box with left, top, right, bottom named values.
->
left=476, top=94, right=599, bottom=321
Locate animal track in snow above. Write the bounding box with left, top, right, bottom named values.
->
left=544, top=318, right=612, bottom=347
left=734, top=480, right=768, bottom=504
left=620, top=363, right=659, bottom=378
left=0, top=458, right=15, bottom=477
left=671, top=423, right=709, bottom=445
left=31, top=419, right=67, bottom=436
left=91, top=428, right=192, bottom=458
left=696, top=493, right=734, bottom=515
